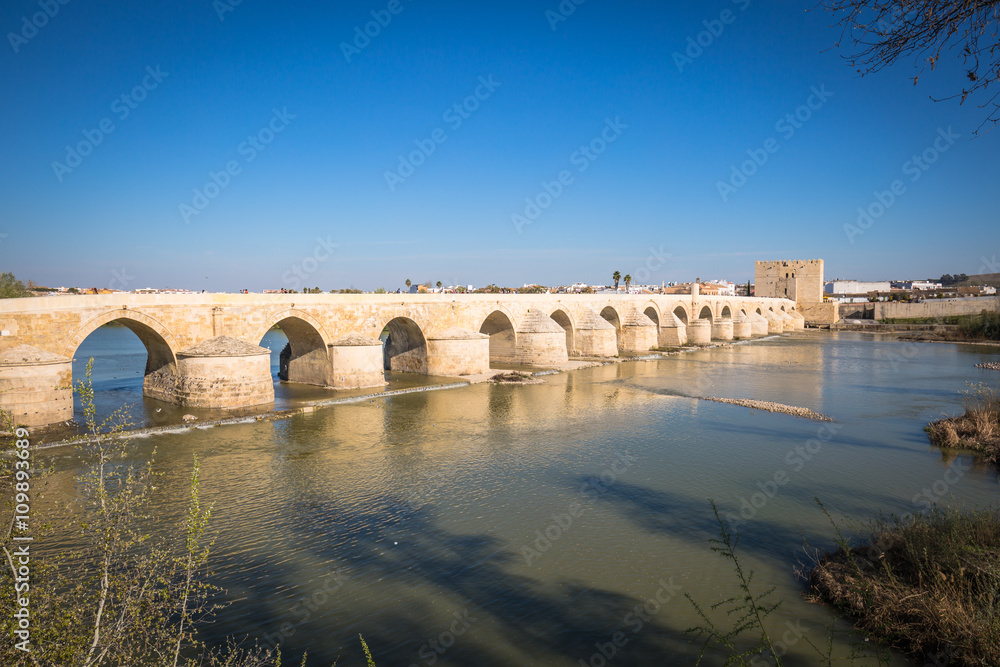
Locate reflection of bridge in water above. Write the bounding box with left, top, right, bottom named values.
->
left=0, top=292, right=802, bottom=427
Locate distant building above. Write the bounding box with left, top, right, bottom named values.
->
left=824, top=280, right=892, bottom=295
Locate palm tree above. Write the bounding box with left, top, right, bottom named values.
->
left=613, top=271, right=621, bottom=291
left=624, top=274, right=632, bottom=293
left=405, top=279, right=411, bottom=290
left=436, top=281, right=442, bottom=289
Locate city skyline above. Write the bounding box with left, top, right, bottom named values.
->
left=2, top=1, right=997, bottom=292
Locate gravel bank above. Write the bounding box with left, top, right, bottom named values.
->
left=703, top=397, right=833, bottom=421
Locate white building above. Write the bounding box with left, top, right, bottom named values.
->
left=825, top=280, right=892, bottom=295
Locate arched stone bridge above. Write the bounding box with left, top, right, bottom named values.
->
left=0, top=291, right=801, bottom=427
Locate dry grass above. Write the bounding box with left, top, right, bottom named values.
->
left=926, top=383, right=1000, bottom=465
left=809, top=507, right=1000, bottom=666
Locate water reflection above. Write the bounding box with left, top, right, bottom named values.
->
left=38, top=329, right=1000, bottom=665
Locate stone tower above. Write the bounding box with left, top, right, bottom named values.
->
left=754, top=259, right=824, bottom=303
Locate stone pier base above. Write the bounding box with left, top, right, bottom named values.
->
left=574, top=310, right=618, bottom=357
left=712, top=318, right=734, bottom=341
left=750, top=312, right=769, bottom=336
left=731, top=314, right=751, bottom=339
left=426, top=329, right=490, bottom=376
left=329, top=334, right=385, bottom=389
left=621, top=310, right=658, bottom=352
left=658, top=313, right=687, bottom=347
left=170, top=336, right=274, bottom=409
left=516, top=310, right=569, bottom=365
left=0, top=345, right=72, bottom=427
left=688, top=320, right=712, bottom=345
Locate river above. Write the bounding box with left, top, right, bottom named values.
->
left=33, top=327, right=1000, bottom=665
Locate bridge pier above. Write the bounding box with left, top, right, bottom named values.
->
left=328, top=334, right=385, bottom=389
left=765, top=311, right=784, bottom=334
left=515, top=310, right=569, bottom=365
left=572, top=311, right=618, bottom=357
left=789, top=311, right=806, bottom=330
left=657, top=313, right=687, bottom=347
left=426, top=328, right=490, bottom=376
left=621, top=310, right=657, bottom=352
left=687, top=319, right=712, bottom=345
left=0, top=345, right=73, bottom=427
left=732, top=313, right=753, bottom=339
left=712, top=317, right=734, bottom=341
left=750, top=312, right=769, bottom=336
left=168, top=336, right=274, bottom=409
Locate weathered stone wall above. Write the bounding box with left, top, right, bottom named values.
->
left=173, top=354, right=274, bottom=409
left=874, top=297, right=999, bottom=320
left=755, top=259, right=824, bottom=303
left=0, top=292, right=799, bottom=425
left=796, top=301, right=840, bottom=326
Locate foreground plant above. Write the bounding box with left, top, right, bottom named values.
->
left=685, top=502, right=785, bottom=666
left=926, top=381, right=1000, bottom=464
left=810, top=502, right=1000, bottom=666
left=0, top=360, right=280, bottom=665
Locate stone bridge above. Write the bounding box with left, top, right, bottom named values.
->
left=0, top=291, right=801, bottom=427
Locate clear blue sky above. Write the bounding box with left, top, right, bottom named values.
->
left=1, top=0, right=997, bottom=292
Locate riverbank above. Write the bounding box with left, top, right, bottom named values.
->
left=925, top=382, right=1000, bottom=465
left=809, top=507, right=1000, bottom=667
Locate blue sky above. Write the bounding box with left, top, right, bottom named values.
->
left=1, top=0, right=997, bottom=292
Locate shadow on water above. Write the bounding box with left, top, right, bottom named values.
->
left=205, top=498, right=701, bottom=667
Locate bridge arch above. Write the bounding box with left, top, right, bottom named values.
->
left=65, top=310, right=178, bottom=377
left=643, top=305, right=660, bottom=328
left=479, top=310, right=517, bottom=364
left=599, top=305, right=623, bottom=350
left=720, top=305, right=732, bottom=319
left=672, top=304, right=689, bottom=324
left=697, top=305, right=714, bottom=323
left=549, top=308, right=575, bottom=356
left=381, top=316, right=428, bottom=373
left=252, top=310, right=332, bottom=385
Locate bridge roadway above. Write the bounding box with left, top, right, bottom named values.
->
left=0, top=291, right=801, bottom=427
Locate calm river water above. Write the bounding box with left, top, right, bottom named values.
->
left=35, top=327, right=1000, bottom=665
